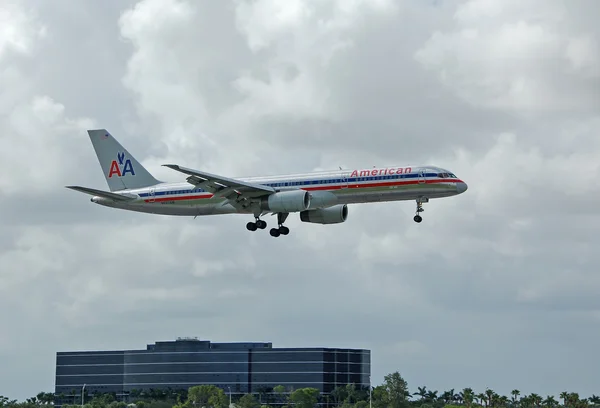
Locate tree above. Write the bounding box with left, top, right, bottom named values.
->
left=477, top=393, right=487, bottom=407
left=440, top=389, right=456, bottom=405
left=332, top=387, right=348, bottom=406
left=237, top=394, right=260, bottom=408
left=345, top=384, right=359, bottom=405
left=543, top=396, right=558, bottom=408
left=371, top=385, right=389, bottom=408
left=414, top=387, right=428, bottom=402
left=273, top=385, right=287, bottom=406
left=512, top=391, right=521, bottom=405
left=461, top=388, right=475, bottom=408
left=290, top=388, right=320, bottom=408
left=560, top=392, right=569, bottom=407
left=182, top=385, right=227, bottom=408
left=254, top=387, right=273, bottom=405
left=382, top=372, right=410, bottom=408
left=424, top=390, right=438, bottom=404
left=484, top=389, right=495, bottom=408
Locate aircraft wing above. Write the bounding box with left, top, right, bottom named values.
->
left=65, top=186, right=137, bottom=201
left=162, top=164, right=275, bottom=201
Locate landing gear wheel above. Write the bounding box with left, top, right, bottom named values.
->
left=268, top=212, right=290, bottom=237
left=414, top=198, right=426, bottom=223
left=247, top=217, right=266, bottom=232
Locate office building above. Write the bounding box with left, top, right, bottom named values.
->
left=54, top=337, right=370, bottom=405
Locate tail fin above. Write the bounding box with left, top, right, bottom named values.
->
left=87, top=129, right=161, bottom=192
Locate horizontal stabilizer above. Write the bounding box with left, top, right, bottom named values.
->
left=65, top=186, right=137, bottom=201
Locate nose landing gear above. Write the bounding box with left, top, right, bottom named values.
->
left=413, top=197, right=428, bottom=223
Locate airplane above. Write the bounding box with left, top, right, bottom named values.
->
left=66, top=129, right=468, bottom=237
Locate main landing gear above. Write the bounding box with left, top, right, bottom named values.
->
left=413, top=197, right=428, bottom=223
left=246, top=217, right=266, bottom=231
left=269, top=212, right=289, bottom=237
left=246, top=213, right=290, bottom=237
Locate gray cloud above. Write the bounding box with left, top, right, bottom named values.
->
left=1, top=0, right=599, bottom=403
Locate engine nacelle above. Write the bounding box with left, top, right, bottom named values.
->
left=261, top=190, right=311, bottom=213
left=300, top=204, right=348, bottom=224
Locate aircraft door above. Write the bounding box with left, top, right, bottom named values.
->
left=341, top=172, right=349, bottom=189
left=149, top=188, right=156, bottom=202
left=418, top=169, right=426, bottom=184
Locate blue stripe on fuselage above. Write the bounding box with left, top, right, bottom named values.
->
left=137, top=172, right=445, bottom=198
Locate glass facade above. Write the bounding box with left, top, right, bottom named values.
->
left=54, top=338, right=370, bottom=405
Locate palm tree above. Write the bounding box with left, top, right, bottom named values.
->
left=440, top=390, right=453, bottom=405
left=512, top=391, right=521, bottom=406
left=426, top=390, right=438, bottom=403
left=560, top=392, right=570, bottom=407
left=415, top=387, right=428, bottom=401
left=530, top=394, right=543, bottom=408
left=567, top=393, right=581, bottom=408
left=461, top=388, right=475, bottom=408
left=589, top=395, right=600, bottom=406
left=485, top=389, right=496, bottom=408
left=543, top=396, right=558, bottom=408
left=496, top=395, right=510, bottom=407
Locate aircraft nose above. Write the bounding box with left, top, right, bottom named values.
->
left=457, top=181, right=468, bottom=194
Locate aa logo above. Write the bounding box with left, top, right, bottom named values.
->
left=108, top=152, right=135, bottom=178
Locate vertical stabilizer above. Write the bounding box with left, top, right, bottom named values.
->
left=87, top=129, right=160, bottom=192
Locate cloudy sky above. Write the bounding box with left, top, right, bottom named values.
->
left=1, top=0, right=599, bottom=402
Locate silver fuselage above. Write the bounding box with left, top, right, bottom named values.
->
left=91, top=165, right=468, bottom=217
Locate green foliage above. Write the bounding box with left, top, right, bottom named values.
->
left=174, top=385, right=227, bottom=408
left=238, top=394, right=260, bottom=408
left=289, top=388, right=320, bottom=408
left=382, top=372, right=410, bottom=408
left=2, top=372, right=599, bottom=408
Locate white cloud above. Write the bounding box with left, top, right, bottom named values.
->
left=0, top=1, right=46, bottom=58
left=0, top=95, right=95, bottom=195
left=565, top=34, right=600, bottom=77
left=414, top=0, right=600, bottom=113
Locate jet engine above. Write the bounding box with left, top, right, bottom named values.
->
left=260, top=190, right=311, bottom=213
left=299, top=204, right=348, bottom=224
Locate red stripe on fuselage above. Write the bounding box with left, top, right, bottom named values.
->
left=304, top=178, right=463, bottom=191
left=143, top=179, right=463, bottom=203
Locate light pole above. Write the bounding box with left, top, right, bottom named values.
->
left=81, top=384, right=86, bottom=407
left=369, top=376, right=372, bottom=408
left=227, top=387, right=232, bottom=407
